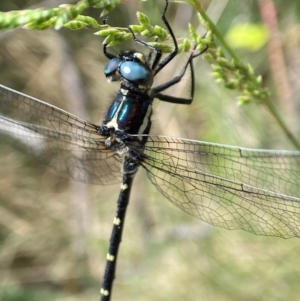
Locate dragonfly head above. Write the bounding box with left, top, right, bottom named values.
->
left=104, top=50, right=154, bottom=91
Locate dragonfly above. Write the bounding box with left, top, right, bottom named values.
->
left=1, top=1, right=300, bottom=300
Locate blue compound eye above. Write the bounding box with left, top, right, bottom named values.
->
left=120, top=61, right=153, bottom=88
left=104, top=58, right=122, bottom=76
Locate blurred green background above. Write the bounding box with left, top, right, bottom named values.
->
left=1, top=0, right=300, bottom=301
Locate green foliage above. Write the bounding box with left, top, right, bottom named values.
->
left=186, top=0, right=299, bottom=149
left=0, top=0, right=298, bottom=148
left=0, top=0, right=208, bottom=53
left=206, top=49, right=270, bottom=105
left=225, top=23, right=269, bottom=51
left=0, top=0, right=121, bottom=30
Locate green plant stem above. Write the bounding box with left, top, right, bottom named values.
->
left=264, top=98, right=300, bottom=149
left=189, top=0, right=239, bottom=62
left=189, top=0, right=300, bottom=150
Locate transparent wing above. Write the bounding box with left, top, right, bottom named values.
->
left=0, top=85, right=122, bottom=185
left=2, top=84, right=300, bottom=238
left=136, top=135, right=300, bottom=238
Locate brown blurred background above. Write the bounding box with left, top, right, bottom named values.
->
left=1, top=1, right=300, bottom=301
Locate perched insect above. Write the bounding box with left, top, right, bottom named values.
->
left=0, top=1, right=300, bottom=301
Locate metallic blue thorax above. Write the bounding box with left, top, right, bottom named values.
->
left=103, top=89, right=152, bottom=136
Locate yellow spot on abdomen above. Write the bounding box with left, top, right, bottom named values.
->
left=114, top=217, right=121, bottom=225
left=100, top=288, right=109, bottom=296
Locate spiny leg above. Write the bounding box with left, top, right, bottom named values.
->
left=128, top=25, right=163, bottom=71
left=153, top=0, right=179, bottom=75
left=129, top=0, right=178, bottom=73
left=152, top=45, right=208, bottom=104
left=102, top=17, right=117, bottom=60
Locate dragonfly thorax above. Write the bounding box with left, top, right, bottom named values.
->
left=101, top=87, right=153, bottom=140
